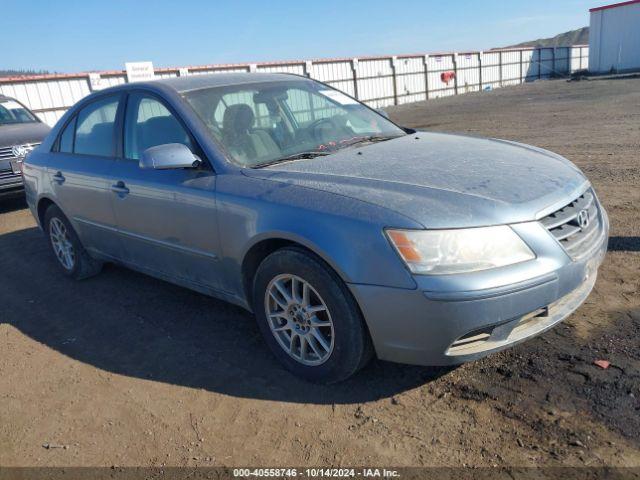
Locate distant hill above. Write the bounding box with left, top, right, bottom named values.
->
left=502, top=27, right=589, bottom=49
left=0, top=69, right=51, bottom=78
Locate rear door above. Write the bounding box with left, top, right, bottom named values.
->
left=108, top=91, right=222, bottom=290
left=49, top=93, right=123, bottom=258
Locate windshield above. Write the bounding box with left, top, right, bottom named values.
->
left=182, top=79, right=406, bottom=167
left=0, top=99, right=38, bottom=125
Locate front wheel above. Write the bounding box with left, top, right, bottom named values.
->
left=253, top=247, right=372, bottom=383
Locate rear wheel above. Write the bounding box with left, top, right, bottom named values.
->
left=253, top=247, right=372, bottom=383
left=44, top=205, right=103, bottom=280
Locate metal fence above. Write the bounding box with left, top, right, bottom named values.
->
left=0, top=46, right=589, bottom=127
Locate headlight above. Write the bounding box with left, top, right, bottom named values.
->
left=386, top=226, right=535, bottom=275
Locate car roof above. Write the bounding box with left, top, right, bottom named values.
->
left=152, top=72, right=304, bottom=93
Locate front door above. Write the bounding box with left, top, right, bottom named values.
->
left=109, top=92, right=222, bottom=291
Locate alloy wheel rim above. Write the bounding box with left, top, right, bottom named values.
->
left=264, top=274, right=334, bottom=366
left=49, top=217, right=75, bottom=271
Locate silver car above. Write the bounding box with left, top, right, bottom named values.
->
left=23, top=73, right=608, bottom=383
left=0, top=95, right=50, bottom=196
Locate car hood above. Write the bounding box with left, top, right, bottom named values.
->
left=0, top=122, right=51, bottom=148
left=244, top=131, right=588, bottom=228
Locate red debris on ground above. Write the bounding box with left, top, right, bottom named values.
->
left=594, top=359, right=611, bottom=369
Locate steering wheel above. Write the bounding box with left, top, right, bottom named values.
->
left=307, top=118, right=336, bottom=143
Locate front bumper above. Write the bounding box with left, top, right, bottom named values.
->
left=349, top=205, right=609, bottom=366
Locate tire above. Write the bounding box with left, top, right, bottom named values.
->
left=44, top=204, right=103, bottom=280
left=253, top=247, right=373, bottom=383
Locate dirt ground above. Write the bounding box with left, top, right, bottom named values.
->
left=0, top=77, right=638, bottom=469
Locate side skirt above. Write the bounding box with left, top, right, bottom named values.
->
left=87, top=248, right=252, bottom=312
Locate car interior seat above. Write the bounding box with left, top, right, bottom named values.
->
left=221, top=104, right=280, bottom=164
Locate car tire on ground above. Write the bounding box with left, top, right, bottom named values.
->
left=44, top=204, right=103, bottom=280
left=253, top=247, right=373, bottom=384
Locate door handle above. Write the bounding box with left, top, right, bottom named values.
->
left=111, top=180, right=130, bottom=196
left=52, top=171, right=65, bottom=185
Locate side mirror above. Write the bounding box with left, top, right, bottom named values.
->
left=376, top=108, right=390, bottom=119
left=140, top=143, right=201, bottom=170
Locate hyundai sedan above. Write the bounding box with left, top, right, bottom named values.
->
left=23, top=73, right=608, bottom=383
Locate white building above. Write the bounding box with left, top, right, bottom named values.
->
left=589, top=0, right=640, bottom=73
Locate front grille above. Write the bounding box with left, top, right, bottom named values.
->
left=0, top=146, right=15, bottom=160
left=0, top=142, right=40, bottom=180
left=0, top=142, right=41, bottom=161
left=0, top=168, right=22, bottom=182
left=540, top=188, right=602, bottom=259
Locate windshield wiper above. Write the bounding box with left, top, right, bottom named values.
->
left=253, top=151, right=331, bottom=168
left=252, top=135, right=402, bottom=168
left=339, top=135, right=402, bottom=148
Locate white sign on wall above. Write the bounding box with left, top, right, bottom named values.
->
left=125, top=61, right=155, bottom=83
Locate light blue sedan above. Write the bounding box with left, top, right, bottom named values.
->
left=23, top=73, right=608, bottom=383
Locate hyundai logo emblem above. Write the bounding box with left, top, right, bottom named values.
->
left=11, top=144, right=30, bottom=159
left=577, top=209, right=590, bottom=229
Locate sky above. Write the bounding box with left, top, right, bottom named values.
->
left=5, top=0, right=606, bottom=73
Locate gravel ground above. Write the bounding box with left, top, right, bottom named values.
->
left=0, top=77, right=638, bottom=468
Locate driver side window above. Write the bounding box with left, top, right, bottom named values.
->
left=124, top=93, right=194, bottom=160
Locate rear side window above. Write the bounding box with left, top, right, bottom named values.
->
left=124, top=93, right=194, bottom=160
left=74, top=95, right=120, bottom=157
left=58, top=117, right=76, bottom=153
